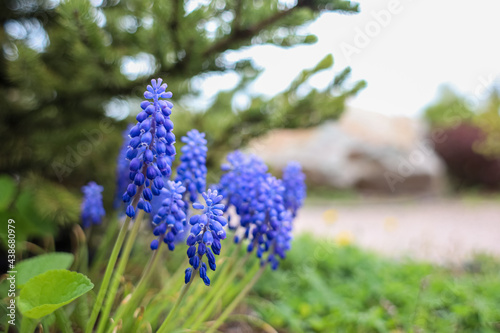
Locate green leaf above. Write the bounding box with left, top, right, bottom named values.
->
left=314, top=54, right=334, bottom=71
left=16, top=252, right=74, bottom=288
left=18, top=269, right=93, bottom=319
left=0, top=175, right=16, bottom=210
left=304, top=34, right=318, bottom=44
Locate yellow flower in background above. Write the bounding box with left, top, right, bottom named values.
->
left=335, top=231, right=353, bottom=246
left=322, top=209, right=338, bottom=225
left=384, top=217, right=398, bottom=232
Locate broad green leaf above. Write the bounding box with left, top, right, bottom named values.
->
left=16, top=252, right=74, bottom=288
left=18, top=269, right=93, bottom=319
left=0, top=175, right=16, bottom=210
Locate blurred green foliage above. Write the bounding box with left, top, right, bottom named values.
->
left=1, top=0, right=363, bottom=176
left=0, top=174, right=80, bottom=247
left=423, top=86, right=500, bottom=189
left=473, top=91, right=500, bottom=158
left=424, top=86, right=500, bottom=158
left=251, top=235, right=500, bottom=332
left=3, top=226, right=500, bottom=331
left=176, top=53, right=366, bottom=164
left=0, top=0, right=364, bottom=238
left=424, top=87, right=474, bottom=128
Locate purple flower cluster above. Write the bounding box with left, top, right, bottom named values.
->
left=185, top=189, right=227, bottom=286
left=114, top=125, right=134, bottom=210
left=268, top=210, right=293, bottom=270
left=150, top=181, right=187, bottom=251
left=282, top=162, right=306, bottom=217
left=242, top=175, right=288, bottom=268
left=122, top=79, right=176, bottom=218
left=79, top=78, right=308, bottom=292
left=218, top=151, right=268, bottom=221
left=218, top=152, right=306, bottom=270
left=175, top=129, right=207, bottom=203
left=81, top=181, right=106, bottom=228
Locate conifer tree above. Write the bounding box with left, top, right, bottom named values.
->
left=0, top=0, right=364, bottom=223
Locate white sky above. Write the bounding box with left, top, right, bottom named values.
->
left=196, top=0, right=500, bottom=117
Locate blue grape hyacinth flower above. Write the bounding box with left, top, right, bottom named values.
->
left=114, top=124, right=134, bottom=210
left=122, top=78, right=176, bottom=218
left=267, top=210, right=293, bottom=270
left=149, top=186, right=168, bottom=222
left=81, top=181, right=106, bottom=228
left=217, top=151, right=306, bottom=270
left=244, top=175, right=286, bottom=259
left=150, top=181, right=187, bottom=251
left=218, top=151, right=268, bottom=232
left=175, top=129, right=207, bottom=204
left=282, top=162, right=306, bottom=217
left=185, top=189, right=227, bottom=286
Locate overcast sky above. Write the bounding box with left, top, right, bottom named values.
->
left=195, top=0, right=500, bottom=117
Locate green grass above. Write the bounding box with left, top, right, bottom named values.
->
left=4, top=230, right=499, bottom=333
left=305, top=187, right=360, bottom=204
left=250, top=235, right=500, bottom=333
left=458, top=190, right=500, bottom=204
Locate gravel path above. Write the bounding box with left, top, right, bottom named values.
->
left=294, top=198, right=500, bottom=264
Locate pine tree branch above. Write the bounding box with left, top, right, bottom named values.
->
left=202, top=7, right=297, bottom=57
left=0, top=5, right=57, bottom=25
left=169, top=0, right=182, bottom=58
left=232, top=0, right=244, bottom=30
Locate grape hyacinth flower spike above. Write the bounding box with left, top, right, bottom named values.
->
left=150, top=181, right=187, bottom=251
left=217, top=151, right=268, bottom=232
left=81, top=181, right=106, bottom=228
left=122, top=78, right=176, bottom=218
left=282, top=161, right=306, bottom=217
left=175, top=129, right=207, bottom=203
left=185, top=189, right=227, bottom=286
left=114, top=124, right=134, bottom=210
left=267, top=210, right=293, bottom=270
left=245, top=175, right=286, bottom=258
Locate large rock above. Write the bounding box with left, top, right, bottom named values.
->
left=247, top=108, right=446, bottom=194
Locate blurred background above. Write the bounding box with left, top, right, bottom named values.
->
left=1, top=0, right=500, bottom=331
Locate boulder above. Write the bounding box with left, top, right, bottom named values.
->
left=247, top=108, right=446, bottom=194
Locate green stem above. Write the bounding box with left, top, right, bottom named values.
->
left=223, top=256, right=261, bottom=305
left=23, top=241, right=46, bottom=255
left=84, top=225, right=92, bottom=248
left=187, top=251, right=252, bottom=329
left=72, top=225, right=90, bottom=330
left=181, top=241, right=242, bottom=327
left=90, top=214, right=119, bottom=278
left=171, top=275, right=205, bottom=328
left=171, top=243, right=242, bottom=329
left=130, top=306, right=145, bottom=333
left=96, top=210, right=145, bottom=333
left=20, top=316, right=37, bottom=333
left=227, top=314, right=278, bottom=333
left=205, top=264, right=266, bottom=333
left=73, top=293, right=89, bottom=331
left=212, top=241, right=242, bottom=281
left=141, top=257, right=188, bottom=327
left=108, top=241, right=163, bottom=333
left=168, top=242, right=242, bottom=327
left=157, top=272, right=197, bottom=333
left=85, top=216, right=132, bottom=333
left=55, top=308, right=74, bottom=333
